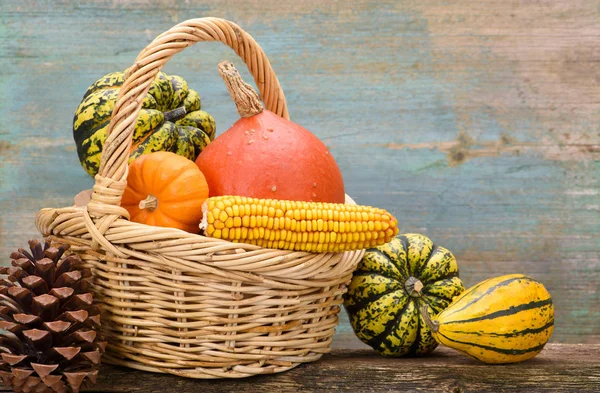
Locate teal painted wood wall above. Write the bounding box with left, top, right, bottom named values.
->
left=1, top=0, right=598, bottom=344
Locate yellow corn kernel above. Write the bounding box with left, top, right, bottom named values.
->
left=218, top=210, right=228, bottom=223
left=233, top=216, right=242, bottom=228
left=206, top=224, right=215, bottom=236
left=200, top=196, right=399, bottom=253
left=318, top=232, right=326, bottom=244
left=214, top=220, right=225, bottom=230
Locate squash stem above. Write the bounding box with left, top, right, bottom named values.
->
left=164, top=106, right=187, bottom=122
left=218, top=61, right=264, bottom=118
left=139, top=195, right=158, bottom=211
left=405, top=276, right=424, bottom=298
left=421, top=305, right=439, bottom=332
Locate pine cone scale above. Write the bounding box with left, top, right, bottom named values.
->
left=34, top=259, right=55, bottom=285
left=22, top=277, right=49, bottom=296
left=51, top=347, right=80, bottom=361
left=80, top=350, right=101, bottom=365
left=49, top=288, right=74, bottom=301
left=11, top=367, right=34, bottom=380
left=8, top=287, right=34, bottom=307
left=0, top=321, right=20, bottom=333
left=1, top=353, right=28, bottom=366
left=40, top=372, right=61, bottom=386
left=13, top=314, right=41, bottom=326
left=30, top=363, right=58, bottom=377
left=43, top=321, right=71, bottom=335
left=59, top=311, right=87, bottom=324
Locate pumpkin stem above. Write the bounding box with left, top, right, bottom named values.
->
left=164, top=106, right=187, bottom=122
left=218, top=60, right=264, bottom=118
left=139, top=195, right=158, bottom=212
left=421, top=305, right=440, bottom=332
left=405, top=276, right=424, bottom=298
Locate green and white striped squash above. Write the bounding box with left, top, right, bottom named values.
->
left=344, top=233, right=465, bottom=357
left=73, top=70, right=216, bottom=176
left=423, top=274, right=554, bottom=364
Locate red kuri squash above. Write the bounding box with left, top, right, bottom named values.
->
left=195, top=61, right=345, bottom=203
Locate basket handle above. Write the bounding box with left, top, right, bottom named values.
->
left=90, top=17, right=288, bottom=217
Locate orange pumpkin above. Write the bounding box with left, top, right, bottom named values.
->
left=121, top=151, right=209, bottom=233
left=195, top=61, right=345, bottom=203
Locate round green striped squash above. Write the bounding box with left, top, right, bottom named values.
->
left=73, top=70, right=216, bottom=176
left=344, top=233, right=465, bottom=357
left=424, top=274, right=554, bottom=364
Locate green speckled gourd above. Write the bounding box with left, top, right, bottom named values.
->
left=73, top=70, right=216, bottom=176
left=344, top=233, right=465, bottom=357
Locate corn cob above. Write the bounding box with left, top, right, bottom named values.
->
left=200, top=195, right=399, bottom=253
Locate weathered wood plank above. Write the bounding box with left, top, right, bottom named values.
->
left=1, top=341, right=596, bottom=393
left=0, top=0, right=598, bottom=344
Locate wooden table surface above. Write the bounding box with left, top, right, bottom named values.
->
left=0, top=335, right=596, bottom=393
left=83, top=343, right=600, bottom=393
left=0, top=1, right=599, bottom=390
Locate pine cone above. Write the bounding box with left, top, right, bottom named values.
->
left=0, top=239, right=106, bottom=393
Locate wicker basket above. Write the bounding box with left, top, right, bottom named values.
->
left=35, top=17, right=364, bottom=379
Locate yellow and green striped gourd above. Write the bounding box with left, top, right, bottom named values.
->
left=73, top=70, right=216, bottom=176
left=423, top=274, right=554, bottom=364
left=344, top=234, right=465, bottom=357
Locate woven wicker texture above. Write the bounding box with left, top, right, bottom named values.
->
left=35, top=17, right=364, bottom=378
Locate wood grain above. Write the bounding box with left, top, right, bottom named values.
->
left=1, top=338, right=597, bottom=393
left=0, top=0, right=598, bottom=345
